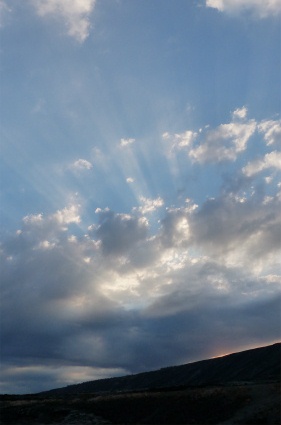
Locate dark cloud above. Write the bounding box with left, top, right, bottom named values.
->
left=95, top=210, right=148, bottom=256
left=189, top=192, right=281, bottom=264
left=1, top=188, right=280, bottom=393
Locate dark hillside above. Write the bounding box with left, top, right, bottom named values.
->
left=40, top=342, right=280, bottom=396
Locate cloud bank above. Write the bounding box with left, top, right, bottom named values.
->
left=1, top=108, right=280, bottom=394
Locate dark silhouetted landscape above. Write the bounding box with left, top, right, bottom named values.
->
left=1, top=343, right=280, bottom=424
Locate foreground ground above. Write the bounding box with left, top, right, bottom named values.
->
left=0, top=382, right=280, bottom=424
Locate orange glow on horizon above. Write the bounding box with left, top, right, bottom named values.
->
left=211, top=340, right=280, bottom=360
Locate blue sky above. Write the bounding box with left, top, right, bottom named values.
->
left=0, top=0, right=281, bottom=394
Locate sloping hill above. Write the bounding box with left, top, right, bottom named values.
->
left=40, top=342, right=280, bottom=395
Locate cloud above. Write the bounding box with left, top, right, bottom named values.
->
left=134, top=196, right=164, bottom=215
left=120, top=138, right=135, bottom=147
left=71, top=158, right=93, bottom=171
left=29, top=0, right=97, bottom=42
left=258, top=119, right=281, bottom=146
left=159, top=205, right=197, bottom=249
left=206, top=0, right=281, bottom=18
left=243, top=151, right=281, bottom=177
left=164, top=108, right=257, bottom=164
left=189, top=119, right=256, bottom=163
left=94, top=210, right=148, bottom=256
left=232, top=106, right=248, bottom=121
left=1, top=107, right=281, bottom=393
left=0, top=0, right=11, bottom=28
left=189, top=191, right=281, bottom=269
left=52, top=204, right=81, bottom=225
left=163, top=131, right=198, bottom=150
left=1, top=187, right=280, bottom=392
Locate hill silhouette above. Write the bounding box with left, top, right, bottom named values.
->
left=2, top=343, right=280, bottom=424
left=40, top=342, right=280, bottom=395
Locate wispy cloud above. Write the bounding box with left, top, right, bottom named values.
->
left=0, top=0, right=11, bottom=28
left=120, top=138, right=136, bottom=148
left=29, top=0, right=97, bottom=42
left=258, top=119, right=281, bottom=146
left=135, top=196, right=164, bottom=214
left=243, top=151, right=281, bottom=177
left=206, top=0, right=281, bottom=18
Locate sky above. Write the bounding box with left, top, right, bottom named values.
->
left=0, top=0, right=280, bottom=394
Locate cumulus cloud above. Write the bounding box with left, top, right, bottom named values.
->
left=189, top=119, right=256, bottom=163
left=189, top=192, right=281, bottom=269
left=120, top=138, right=136, bottom=147
left=243, top=151, right=281, bottom=177
left=164, top=108, right=257, bottom=164
left=232, top=106, right=248, bottom=120
left=134, top=196, right=164, bottom=214
left=29, top=0, right=97, bottom=42
left=1, top=186, right=281, bottom=392
left=94, top=210, right=148, bottom=256
left=162, top=130, right=198, bottom=151
left=258, top=119, right=281, bottom=146
left=71, top=158, right=93, bottom=171
left=206, top=0, right=281, bottom=18
left=53, top=204, right=81, bottom=225
left=160, top=205, right=197, bottom=249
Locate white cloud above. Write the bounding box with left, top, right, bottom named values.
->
left=71, top=158, right=93, bottom=171
left=243, top=151, right=281, bottom=177
left=126, top=177, right=134, bottom=183
left=258, top=119, right=281, bottom=146
left=23, top=213, right=44, bottom=224
left=163, top=108, right=257, bottom=164
left=0, top=0, right=11, bottom=28
left=206, top=0, right=281, bottom=18
left=173, top=131, right=197, bottom=148
left=120, top=138, right=135, bottom=147
left=162, top=130, right=197, bottom=150
left=232, top=106, right=248, bottom=120
left=265, top=176, right=273, bottom=184
left=30, top=0, right=97, bottom=42
left=53, top=204, right=81, bottom=225
left=189, top=120, right=256, bottom=163
left=38, top=240, right=56, bottom=250
left=135, top=196, right=164, bottom=214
